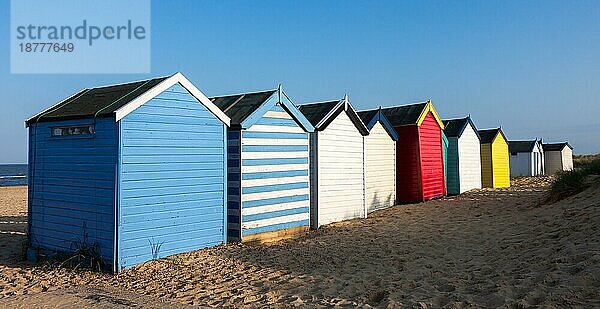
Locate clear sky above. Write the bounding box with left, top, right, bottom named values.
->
left=1, top=0, right=599, bottom=163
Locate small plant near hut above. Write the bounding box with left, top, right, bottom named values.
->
left=36, top=238, right=104, bottom=272
left=61, top=237, right=104, bottom=271
left=545, top=155, right=600, bottom=203
left=148, top=237, right=164, bottom=260
left=60, top=224, right=104, bottom=271
left=30, top=222, right=105, bottom=272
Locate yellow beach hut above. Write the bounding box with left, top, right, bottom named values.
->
left=478, top=128, right=510, bottom=188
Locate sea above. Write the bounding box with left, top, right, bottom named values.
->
left=0, top=164, right=28, bottom=186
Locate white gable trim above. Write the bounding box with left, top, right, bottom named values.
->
left=114, top=72, right=231, bottom=126
left=315, top=100, right=344, bottom=129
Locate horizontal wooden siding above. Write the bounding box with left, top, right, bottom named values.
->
left=457, top=124, right=482, bottom=193
left=364, top=121, right=396, bottom=212
left=418, top=112, right=445, bottom=200
left=315, top=112, right=365, bottom=227
left=118, top=84, right=226, bottom=269
left=239, top=104, right=310, bottom=237
left=480, top=143, right=493, bottom=188
left=395, top=125, right=422, bottom=202
left=28, top=118, right=117, bottom=267
left=446, top=137, right=460, bottom=195
left=492, top=137, right=510, bottom=188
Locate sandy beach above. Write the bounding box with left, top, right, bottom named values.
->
left=0, top=177, right=599, bottom=307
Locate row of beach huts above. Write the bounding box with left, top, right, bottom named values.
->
left=25, top=73, right=574, bottom=271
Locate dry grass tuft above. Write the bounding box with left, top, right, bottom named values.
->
left=545, top=155, right=600, bottom=204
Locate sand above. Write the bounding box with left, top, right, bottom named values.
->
left=0, top=177, right=599, bottom=307
left=0, top=186, right=27, bottom=268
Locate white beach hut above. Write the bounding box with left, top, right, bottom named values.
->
left=543, top=142, right=574, bottom=174
left=298, top=96, right=369, bottom=228
left=442, top=116, right=482, bottom=195
left=358, top=108, right=398, bottom=213
left=509, top=140, right=545, bottom=177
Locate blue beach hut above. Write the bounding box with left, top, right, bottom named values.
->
left=25, top=73, right=231, bottom=271
left=209, top=87, right=314, bottom=243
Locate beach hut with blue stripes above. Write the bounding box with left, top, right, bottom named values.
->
left=298, top=96, right=369, bottom=228
left=209, top=87, right=314, bottom=243
left=25, top=73, right=231, bottom=272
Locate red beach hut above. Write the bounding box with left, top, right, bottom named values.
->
left=380, top=101, right=446, bottom=202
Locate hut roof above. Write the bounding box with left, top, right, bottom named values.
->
left=210, top=90, right=278, bottom=126
left=442, top=116, right=479, bottom=139
left=478, top=128, right=507, bottom=144
left=26, top=73, right=231, bottom=126
left=357, top=110, right=378, bottom=127
left=357, top=109, right=399, bottom=141
left=298, top=100, right=340, bottom=128
left=380, top=102, right=428, bottom=126
left=380, top=101, right=445, bottom=129
left=26, top=76, right=169, bottom=125
left=298, top=98, right=369, bottom=135
left=543, top=142, right=573, bottom=151
left=509, top=140, right=538, bottom=153
left=209, top=88, right=314, bottom=131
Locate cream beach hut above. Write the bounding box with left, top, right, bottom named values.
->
left=357, top=108, right=398, bottom=212
left=543, top=142, right=574, bottom=174
left=298, top=96, right=369, bottom=228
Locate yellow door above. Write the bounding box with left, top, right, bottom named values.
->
left=491, top=136, right=510, bottom=188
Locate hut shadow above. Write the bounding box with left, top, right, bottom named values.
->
left=367, top=191, right=395, bottom=213
left=0, top=214, right=28, bottom=267
left=219, top=221, right=407, bottom=305
left=216, top=197, right=411, bottom=304
left=208, top=186, right=541, bottom=305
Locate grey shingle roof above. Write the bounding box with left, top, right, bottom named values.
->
left=509, top=140, right=537, bottom=153
left=443, top=117, right=480, bottom=139
left=478, top=128, right=503, bottom=144
left=297, top=100, right=340, bottom=127
left=380, top=102, right=428, bottom=126
left=298, top=100, right=369, bottom=135
left=356, top=110, right=378, bottom=126
left=543, top=142, right=572, bottom=151
left=357, top=108, right=399, bottom=141
left=210, top=90, right=277, bottom=126
left=443, top=118, right=468, bottom=137
left=26, top=76, right=169, bottom=125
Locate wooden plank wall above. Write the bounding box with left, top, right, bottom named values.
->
left=364, top=121, right=396, bottom=212
left=238, top=104, right=310, bottom=238
left=118, top=84, right=227, bottom=269
left=491, top=136, right=510, bottom=188
left=314, top=112, right=365, bottom=227
left=418, top=112, right=445, bottom=200
left=446, top=136, right=460, bottom=195
left=457, top=124, right=482, bottom=193
left=28, top=117, right=117, bottom=266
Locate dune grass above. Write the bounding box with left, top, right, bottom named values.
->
left=573, top=154, right=600, bottom=168
left=545, top=155, right=600, bottom=204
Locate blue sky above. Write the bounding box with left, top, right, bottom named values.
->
left=1, top=0, right=599, bottom=163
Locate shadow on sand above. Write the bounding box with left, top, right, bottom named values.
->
left=0, top=214, right=28, bottom=267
